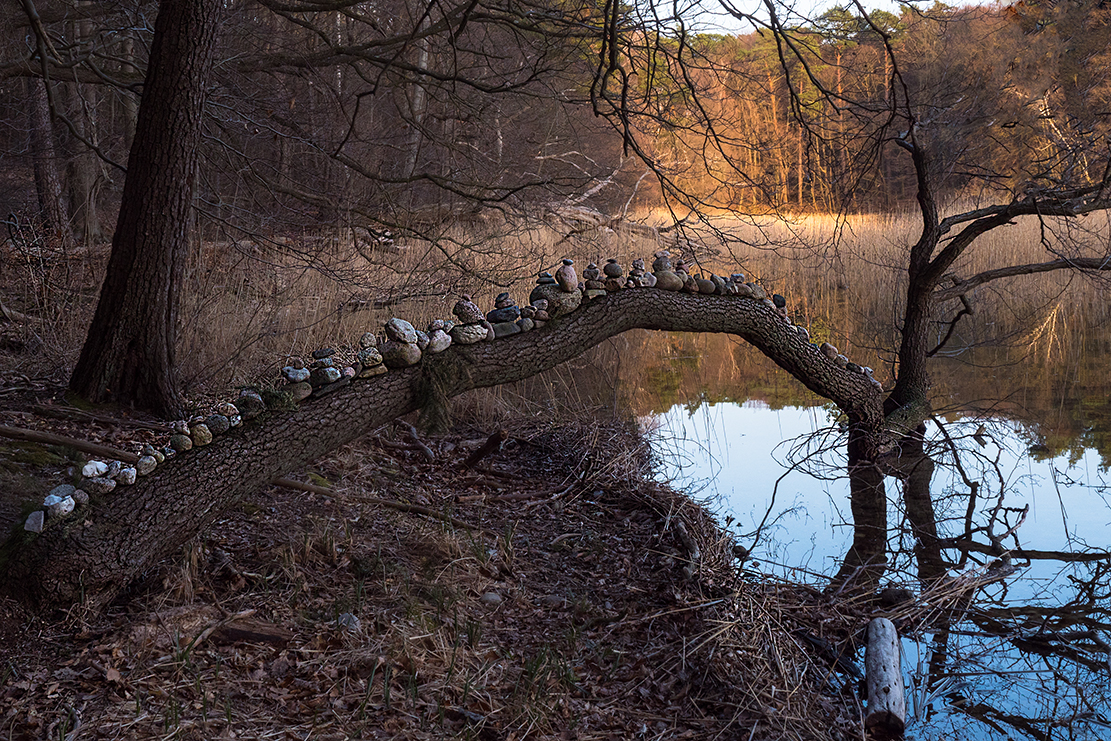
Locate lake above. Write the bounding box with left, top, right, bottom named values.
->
left=630, top=328, right=1111, bottom=741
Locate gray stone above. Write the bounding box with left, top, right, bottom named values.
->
left=820, top=342, right=839, bottom=360
left=335, top=612, right=361, bottom=632
left=311, top=348, right=335, bottom=360
left=216, top=402, right=240, bottom=422
left=711, top=274, right=727, bottom=294
left=235, top=390, right=266, bottom=419
left=384, top=317, right=418, bottom=344
left=49, top=484, right=76, bottom=500
left=834, top=354, right=849, bottom=369
left=136, top=455, right=158, bottom=476
left=846, top=362, right=862, bottom=374
left=310, top=357, right=334, bottom=369
left=536, top=271, right=556, bottom=285
left=602, top=258, right=623, bottom=278
left=205, top=414, right=231, bottom=435
left=415, top=330, right=430, bottom=351
left=72, top=489, right=89, bottom=505
left=583, top=263, right=601, bottom=281
left=734, top=282, right=754, bottom=298
left=44, top=493, right=75, bottom=518
left=749, top=283, right=767, bottom=299
left=357, top=347, right=383, bottom=368
left=653, top=270, right=684, bottom=291
left=282, top=366, right=311, bottom=383
left=82, top=460, right=108, bottom=478
left=381, top=340, right=422, bottom=368
left=152, top=449, right=165, bottom=464
left=555, top=259, right=578, bottom=292
left=640, top=271, right=657, bottom=288
left=480, top=592, right=503, bottom=606
left=487, top=305, right=520, bottom=324
left=357, top=363, right=388, bottom=378
left=795, top=326, right=810, bottom=341
left=517, top=317, right=535, bottom=332
left=772, top=293, right=787, bottom=308
left=453, top=296, right=485, bottom=325
left=584, top=288, right=607, bottom=301
left=116, top=467, right=137, bottom=485
left=652, top=250, right=673, bottom=272
left=529, top=282, right=581, bottom=317
left=427, top=319, right=446, bottom=332
left=427, top=329, right=452, bottom=353
left=169, top=434, right=193, bottom=452
left=494, top=291, right=512, bottom=308
left=451, top=323, right=489, bottom=345
left=24, top=510, right=44, bottom=533
left=492, top=321, right=521, bottom=338
left=696, top=277, right=717, bottom=294
left=84, top=476, right=117, bottom=495
left=288, top=381, right=313, bottom=400
left=105, top=460, right=122, bottom=479
left=310, top=366, right=342, bottom=387
left=342, top=365, right=356, bottom=379
left=359, top=332, right=378, bottom=349
left=288, top=357, right=306, bottom=370
left=190, top=424, right=213, bottom=446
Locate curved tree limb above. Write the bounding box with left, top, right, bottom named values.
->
left=2, top=289, right=883, bottom=612
left=933, top=256, right=1111, bottom=303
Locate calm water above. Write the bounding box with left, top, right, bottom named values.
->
left=652, top=402, right=1111, bottom=740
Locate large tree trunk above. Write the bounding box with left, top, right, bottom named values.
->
left=5, top=289, right=885, bottom=613
left=68, top=0, right=223, bottom=418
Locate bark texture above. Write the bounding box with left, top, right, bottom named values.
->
left=6, top=289, right=884, bottom=612
left=68, top=0, right=223, bottom=417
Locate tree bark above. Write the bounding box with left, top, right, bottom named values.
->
left=68, top=0, right=224, bottom=418
left=27, top=76, right=72, bottom=248
left=5, top=289, right=885, bottom=613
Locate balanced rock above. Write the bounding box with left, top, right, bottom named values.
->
left=653, top=270, right=684, bottom=291
left=385, top=317, right=418, bottom=344
left=288, top=381, right=313, bottom=400
left=494, top=292, right=514, bottom=309
left=48, top=484, right=76, bottom=500
left=652, top=250, right=673, bottom=272
left=216, top=402, right=241, bottom=425
left=310, top=366, right=342, bottom=387
left=381, top=340, right=422, bottom=368
left=772, top=293, right=787, bottom=309
left=584, top=289, right=607, bottom=300
left=517, top=317, right=535, bottom=332
left=415, top=330, right=430, bottom=351
left=529, top=282, right=581, bottom=317
left=602, top=258, right=623, bottom=278
left=639, top=271, right=657, bottom=288
left=583, top=263, right=601, bottom=281
left=427, top=329, right=452, bottom=353
left=710, top=274, right=727, bottom=294
left=116, top=467, right=137, bottom=485
left=487, top=305, right=521, bottom=324
left=493, top=321, right=521, bottom=337
left=696, top=277, right=717, bottom=294
left=536, top=271, right=557, bottom=286
left=359, top=332, right=378, bottom=349
left=451, top=323, right=489, bottom=345
left=555, top=259, right=578, bottom=292
left=282, top=365, right=310, bottom=383
left=357, top=363, right=387, bottom=379
left=311, top=348, right=335, bottom=360
left=357, top=347, right=383, bottom=368
left=453, top=295, right=485, bottom=325
left=235, top=390, right=266, bottom=419
left=205, top=414, right=230, bottom=435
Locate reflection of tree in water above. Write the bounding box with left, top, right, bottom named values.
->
left=794, top=420, right=1111, bottom=739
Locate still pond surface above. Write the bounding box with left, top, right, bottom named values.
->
left=639, top=334, right=1111, bottom=741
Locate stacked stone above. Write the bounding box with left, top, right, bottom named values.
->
left=451, top=295, right=492, bottom=344
left=356, top=332, right=388, bottom=378
left=487, top=292, right=523, bottom=337
left=529, top=268, right=581, bottom=318
left=425, top=320, right=453, bottom=353
left=582, top=262, right=606, bottom=300
left=380, top=318, right=423, bottom=368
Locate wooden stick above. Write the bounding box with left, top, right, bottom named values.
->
left=396, top=420, right=435, bottom=461
left=865, top=617, right=906, bottom=740
left=0, top=425, right=140, bottom=463
left=31, top=404, right=171, bottom=432
left=271, top=477, right=494, bottom=536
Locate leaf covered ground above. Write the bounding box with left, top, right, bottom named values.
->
left=1, top=412, right=871, bottom=740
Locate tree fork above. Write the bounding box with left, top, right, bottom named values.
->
left=5, top=289, right=885, bottom=613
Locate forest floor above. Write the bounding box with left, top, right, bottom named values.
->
left=0, top=388, right=873, bottom=741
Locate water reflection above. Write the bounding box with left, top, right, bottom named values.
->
left=654, top=403, right=1111, bottom=740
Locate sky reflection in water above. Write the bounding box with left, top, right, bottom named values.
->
left=653, top=401, right=1111, bottom=740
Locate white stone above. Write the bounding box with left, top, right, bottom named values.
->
left=44, top=494, right=75, bottom=518
left=427, top=329, right=452, bottom=353
left=82, top=460, right=108, bottom=478
left=24, top=510, right=44, bottom=533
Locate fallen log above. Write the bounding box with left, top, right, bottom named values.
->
left=865, top=617, right=906, bottom=739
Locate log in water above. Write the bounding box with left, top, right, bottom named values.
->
left=865, top=617, right=906, bottom=739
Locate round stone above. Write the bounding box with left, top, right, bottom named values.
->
left=83, top=476, right=117, bottom=495
left=735, top=282, right=754, bottom=298
left=451, top=323, right=489, bottom=345
left=711, top=275, right=727, bottom=294
left=517, top=317, right=535, bottom=332
left=453, top=296, right=485, bottom=325
left=170, top=433, right=193, bottom=452
left=427, top=329, right=452, bottom=353
left=116, top=466, right=137, bottom=485
left=427, top=319, right=446, bottom=332
left=72, top=489, right=89, bottom=505
left=282, top=366, right=311, bottom=383
left=136, top=455, right=158, bottom=476
left=381, top=340, right=422, bottom=368
left=357, top=347, right=383, bottom=367
left=772, top=293, right=787, bottom=308
left=342, top=365, right=356, bottom=379
left=384, top=317, right=418, bottom=344
left=602, top=259, right=623, bottom=278
left=653, top=270, right=684, bottom=291
left=216, top=402, right=239, bottom=418
left=310, top=366, right=342, bottom=387
left=82, top=460, right=108, bottom=478
left=205, top=414, right=231, bottom=435
left=749, top=283, right=767, bottom=299
left=696, top=277, right=717, bottom=294
left=359, top=332, right=378, bottom=349
left=820, top=342, right=839, bottom=360
left=481, top=592, right=503, bottom=606
left=235, top=390, right=266, bottom=419
left=555, top=259, right=578, bottom=292
left=652, top=251, right=673, bottom=272
left=310, top=357, right=334, bottom=369
left=487, top=305, right=521, bottom=324
left=288, top=382, right=313, bottom=400
left=190, top=424, right=213, bottom=446
left=492, top=321, right=521, bottom=337
left=536, top=271, right=557, bottom=285
left=311, top=348, right=336, bottom=360
left=529, top=282, right=581, bottom=317
left=44, top=494, right=75, bottom=518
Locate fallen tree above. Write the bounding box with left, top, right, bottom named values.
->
left=2, top=288, right=886, bottom=613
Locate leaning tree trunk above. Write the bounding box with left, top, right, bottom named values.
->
left=27, top=77, right=72, bottom=249
left=68, top=0, right=223, bottom=418
left=5, top=290, right=886, bottom=613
